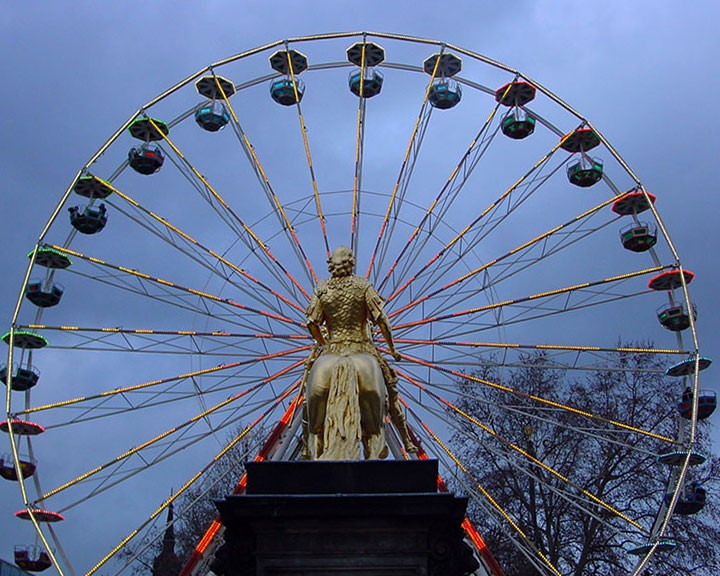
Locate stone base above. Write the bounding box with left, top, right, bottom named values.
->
left=212, top=460, right=478, bottom=576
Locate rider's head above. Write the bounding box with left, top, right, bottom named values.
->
left=328, top=246, right=355, bottom=277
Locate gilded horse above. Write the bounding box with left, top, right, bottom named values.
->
left=304, top=247, right=409, bottom=460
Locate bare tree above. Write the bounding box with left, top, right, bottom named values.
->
left=450, top=349, right=720, bottom=575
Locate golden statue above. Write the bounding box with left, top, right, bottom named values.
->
left=304, top=246, right=417, bottom=460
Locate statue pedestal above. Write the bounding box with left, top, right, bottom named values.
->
left=212, top=460, right=478, bottom=576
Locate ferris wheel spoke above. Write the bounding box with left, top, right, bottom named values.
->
left=395, top=338, right=685, bottom=357
left=436, top=384, right=666, bottom=460
left=11, top=351, right=298, bottom=451
left=439, top=159, right=572, bottom=272
left=403, top=387, right=644, bottom=541
left=215, top=75, right=320, bottom=285
left=371, top=108, right=433, bottom=280
left=104, top=183, right=306, bottom=317
left=392, top=78, right=533, bottom=276
left=431, top=218, right=622, bottom=318
left=392, top=265, right=667, bottom=336
left=83, top=379, right=299, bottom=576
left=401, top=366, right=670, bottom=464
left=412, top=291, right=650, bottom=345
left=388, top=194, right=621, bottom=320
left=144, top=117, right=312, bottom=302
left=36, top=360, right=304, bottom=505
left=25, top=379, right=255, bottom=432
left=398, top=361, right=670, bottom=458
left=365, top=52, right=447, bottom=280
left=283, top=51, right=331, bottom=259
left=384, top=126, right=507, bottom=296
left=393, top=339, right=686, bottom=378
left=44, top=244, right=304, bottom=331
left=350, top=43, right=370, bottom=258
left=16, top=324, right=309, bottom=357
left=14, top=344, right=310, bottom=421
left=385, top=140, right=571, bottom=305
left=396, top=351, right=676, bottom=444
left=151, top=151, right=304, bottom=298
left=63, top=267, right=290, bottom=335
left=52, top=390, right=277, bottom=514
left=376, top=86, right=508, bottom=294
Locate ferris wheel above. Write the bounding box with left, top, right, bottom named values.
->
left=2, top=32, right=713, bottom=576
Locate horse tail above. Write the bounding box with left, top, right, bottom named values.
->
left=320, top=357, right=362, bottom=460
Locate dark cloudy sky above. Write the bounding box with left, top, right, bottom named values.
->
left=1, top=1, right=719, bottom=573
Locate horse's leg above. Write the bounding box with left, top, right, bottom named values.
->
left=306, top=355, right=335, bottom=458
left=354, top=354, right=388, bottom=459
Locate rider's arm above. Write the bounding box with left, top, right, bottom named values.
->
left=365, top=284, right=401, bottom=361
left=307, top=321, right=326, bottom=346
left=305, top=284, right=326, bottom=346
left=378, top=320, right=401, bottom=361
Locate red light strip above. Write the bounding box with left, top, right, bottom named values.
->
left=406, top=402, right=505, bottom=576
left=179, top=394, right=303, bottom=576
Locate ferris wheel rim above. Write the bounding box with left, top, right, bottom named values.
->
left=4, top=32, right=705, bottom=576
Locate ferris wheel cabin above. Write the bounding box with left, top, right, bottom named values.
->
left=496, top=81, right=537, bottom=139
left=195, top=101, right=230, bottom=132
left=678, top=388, right=717, bottom=420
left=657, top=302, right=697, bottom=332
left=1, top=364, right=40, bottom=391
left=25, top=281, right=64, bottom=308
left=0, top=453, right=36, bottom=481
left=269, top=78, right=305, bottom=105
left=69, top=203, right=108, bottom=234
left=560, top=127, right=604, bottom=187
left=619, top=223, right=658, bottom=252
left=348, top=68, right=384, bottom=98
left=346, top=42, right=387, bottom=99
left=665, top=481, right=707, bottom=515
left=612, top=190, right=659, bottom=251
left=127, top=117, right=168, bottom=175
left=269, top=49, right=307, bottom=106
left=14, top=546, right=52, bottom=573
left=427, top=79, right=462, bottom=109
left=194, top=75, right=235, bottom=131
left=424, top=53, right=463, bottom=110
left=128, top=143, right=165, bottom=175
left=566, top=156, right=604, bottom=187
